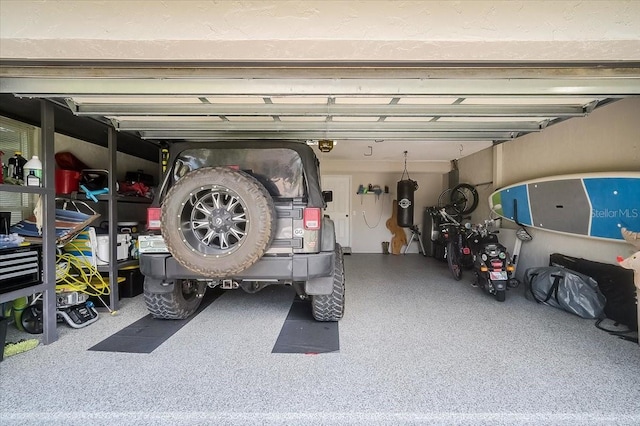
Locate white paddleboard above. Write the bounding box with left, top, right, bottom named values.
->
left=490, top=172, right=640, bottom=242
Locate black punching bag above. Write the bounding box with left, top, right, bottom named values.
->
left=397, top=179, right=417, bottom=227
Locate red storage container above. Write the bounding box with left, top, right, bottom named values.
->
left=55, top=169, right=81, bottom=194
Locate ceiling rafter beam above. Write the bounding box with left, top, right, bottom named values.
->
left=3, top=77, right=640, bottom=96
left=68, top=102, right=589, bottom=117
left=2, top=62, right=640, bottom=79
left=113, top=120, right=542, bottom=132
left=137, top=130, right=517, bottom=141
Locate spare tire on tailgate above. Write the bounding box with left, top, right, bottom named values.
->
left=161, top=166, right=277, bottom=277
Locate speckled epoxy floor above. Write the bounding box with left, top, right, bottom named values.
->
left=1, top=254, right=639, bottom=425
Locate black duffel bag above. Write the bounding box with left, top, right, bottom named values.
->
left=525, top=266, right=606, bottom=319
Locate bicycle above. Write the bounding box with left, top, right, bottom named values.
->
left=433, top=207, right=473, bottom=281
left=430, top=184, right=478, bottom=280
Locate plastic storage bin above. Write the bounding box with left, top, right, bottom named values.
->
left=95, top=234, right=132, bottom=265
left=55, top=169, right=81, bottom=194
left=119, top=267, right=143, bottom=298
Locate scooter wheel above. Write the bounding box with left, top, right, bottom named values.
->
left=21, top=304, right=43, bottom=334
left=495, top=290, right=506, bottom=302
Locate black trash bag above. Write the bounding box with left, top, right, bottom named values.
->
left=550, top=253, right=637, bottom=331
left=525, top=266, right=606, bottom=319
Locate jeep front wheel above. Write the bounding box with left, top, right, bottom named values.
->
left=161, top=167, right=276, bottom=277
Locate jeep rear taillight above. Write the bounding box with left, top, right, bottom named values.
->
left=303, top=208, right=321, bottom=230
left=147, top=207, right=162, bottom=230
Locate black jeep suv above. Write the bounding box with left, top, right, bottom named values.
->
left=138, top=141, right=344, bottom=321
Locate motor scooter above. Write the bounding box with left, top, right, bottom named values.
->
left=466, top=221, right=516, bottom=302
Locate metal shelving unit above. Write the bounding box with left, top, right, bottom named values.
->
left=0, top=104, right=137, bottom=343
left=54, top=161, right=151, bottom=312
left=0, top=100, right=57, bottom=344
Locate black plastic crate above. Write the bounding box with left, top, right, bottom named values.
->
left=118, top=267, right=143, bottom=298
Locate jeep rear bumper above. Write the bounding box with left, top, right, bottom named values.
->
left=140, top=251, right=334, bottom=283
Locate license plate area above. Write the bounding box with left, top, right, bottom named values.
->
left=489, top=271, right=508, bottom=280
left=138, top=234, right=168, bottom=253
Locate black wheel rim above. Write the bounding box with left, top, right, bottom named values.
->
left=451, top=183, right=479, bottom=215
left=438, top=188, right=457, bottom=211
left=179, top=185, right=249, bottom=255
left=450, top=188, right=469, bottom=214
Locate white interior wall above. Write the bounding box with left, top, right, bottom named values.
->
left=457, top=98, right=640, bottom=281
left=456, top=147, right=494, bottom=223
left=500, top=99, right=640, bottom=182
left=320, top=168, right=444, bottom=254
left=55, top=134, right=158, bottom=182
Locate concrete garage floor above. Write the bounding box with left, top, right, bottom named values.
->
left=1, top=254, right=639, bottom=425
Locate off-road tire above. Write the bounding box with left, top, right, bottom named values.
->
left=144, top=277, right=202, bottom=319
left=312, top=244, right=345, bottom=322
left=161, top=167, right=276, bottom=277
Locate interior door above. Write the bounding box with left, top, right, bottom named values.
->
left=322, top=175, right=351, bottom=250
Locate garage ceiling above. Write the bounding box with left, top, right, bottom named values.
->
left=2, top=63, right=640, bottom=162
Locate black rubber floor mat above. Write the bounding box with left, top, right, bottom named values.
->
left=272, top=298, right=340, bottom=354
left=89, top=288, right=223, bottom=354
